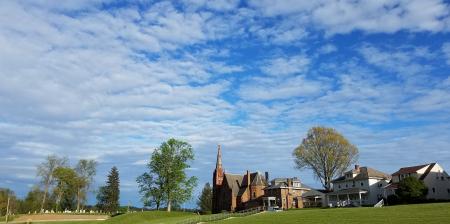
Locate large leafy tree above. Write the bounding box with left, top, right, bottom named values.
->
left=97, top=167, right=120, bottom=214
left=397, top=176, right=428, bottom=203
left=138, top=138, right=197, bottom=212
left=75, top=159, right=97, bottom=212
left=293, top=126, right=359, bottom=190
left=36, top=155, right=68, bottom=212
left=136, top=173, right=165, bottom=210
left=53, top=167, right=79, bottom=211
left=197, top=183, right=212, bottom=214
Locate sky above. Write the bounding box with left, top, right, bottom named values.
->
left=1, top=0, right=450, bottom=208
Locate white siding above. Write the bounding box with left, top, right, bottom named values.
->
left=423, top=164, right=450, bottom=200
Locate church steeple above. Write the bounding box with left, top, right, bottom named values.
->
left=214, top=144, right=224, bottom=186
left=216, top=144, right=222, bottom=169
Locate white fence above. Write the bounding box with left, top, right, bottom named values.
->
left=176, top=207, right=264, bottom=224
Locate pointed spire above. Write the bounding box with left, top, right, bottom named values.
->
left=216, top=144, right=222, bottom=169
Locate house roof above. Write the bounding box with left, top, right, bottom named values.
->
left=332, top=167, right=391, bottom=182
left=391, top=164, right=429, bottom=176
left=302, top=189, right=325, bottom=198
left=223, top=172, right=267, bottom=197
left=224, top=173, right=244, bottom=196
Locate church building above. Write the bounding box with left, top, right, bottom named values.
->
left=212, top=145, right=268, bottom=213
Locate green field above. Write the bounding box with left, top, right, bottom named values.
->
left=9, top=203, right=450, bottom=224
left=217, top=203, right=450, bottom=224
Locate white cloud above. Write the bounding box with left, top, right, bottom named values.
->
left=443, top=43, right=450, bottom=65
left=318, top=44, right=337, bottom=54
left=250, top=0, right=450, bottom=35
left=239, top=75, right=326, bottom=101
left=261, top=55, right=310, bottom=76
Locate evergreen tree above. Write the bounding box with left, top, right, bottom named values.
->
left=197, top=183, right=212, bottom=214
left=97, top=167, right=120, bottom=214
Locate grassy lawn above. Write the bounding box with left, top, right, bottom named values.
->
left=8, top=203, right=450, bottom=224
left=216, top=203, right=450, bottom=224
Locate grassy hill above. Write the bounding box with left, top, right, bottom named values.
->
left=9, top=203, right=450, bottom=224
left=216, top=203, right=450, bottom=224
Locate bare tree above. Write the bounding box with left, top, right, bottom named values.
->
left=74, top=159, right=97, bottom=212
left=293, top=126, right=359, bottom=190
left=37, top=155, right=68, bottom=212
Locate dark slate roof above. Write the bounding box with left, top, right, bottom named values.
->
left=224, top=172, right=267, bottom=197
left=224, top=173, right=244, bottom=197
left=302, top=189, right=325, bottom=198
left=392, top=164, right=430, bottom=176
left=332, top=167, right=391, bottom=182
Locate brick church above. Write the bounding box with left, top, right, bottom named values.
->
left=212, top=145, right=268, bottom=213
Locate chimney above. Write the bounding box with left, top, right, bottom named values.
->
left=246, top=170, right=250, bottom=185
left=265, top=172, right=269, bottom=183
left=355, top=164, right=360, bottom=171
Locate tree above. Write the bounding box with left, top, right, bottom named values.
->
left=293, top=126, right=359, bottom=190
left=97, top=167, right=120, bottom=214
left=138, top=138, right=198, bottom=212
left=136, top=173, right=165, bottom=210
left=53, top=167, right=78, bottom=211
left=21, top=186, right=49, bottom=213
left=396, top=176, right=428, bottom=203
left=75, top=159, right=97, bottom=212
left=36, top=155, right=68, bottom=212
left=197, top=183, right=212, bottom=214
left=0, top=188, right=17, bottom=217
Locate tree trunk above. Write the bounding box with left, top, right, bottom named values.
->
left=56, top=191, right=63, bottom=212
left=76, top=187, right=81, bottom=212
left=167, top=200, right=171, bottom=212
left=40, top=182, right=50, bottom=213
left=5, top=195, right=10, bottom=224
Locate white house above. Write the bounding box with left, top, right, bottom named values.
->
left=327, top=165, right=391, bottom=207
left=384, top=163, right=450, bottom=200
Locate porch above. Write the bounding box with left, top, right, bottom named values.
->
left=327, top=188, right=368, bottom=207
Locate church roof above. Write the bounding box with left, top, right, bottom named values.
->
left=223, top=172, right=267, bottom=197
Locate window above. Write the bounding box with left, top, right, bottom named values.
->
left=447, top=189, right=450, bottom=194
left=442, top=176, right=445, bottom=181
left=361, top=182, right=364, bottom=186
left=432, top=188, right=436, bottom=193
left=253, top=192, right=256, bottom=198
left=346, top=184, right=348, bottom=188
left=378, top=183, right=382, bottom=187
left=338, top=184, right=341, bottom=189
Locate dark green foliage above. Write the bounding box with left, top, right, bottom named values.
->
left=387, top=194, right=401, bottom=205
left=137, top=138, right=198, bottom=212
left=197, top=183, right=212, bottom=214
left=21, top=186, right=54, bottom=213
left=97, top=166, right=120, bottom=214
left=137, top=172, right=165, bottom=210
left=396, top=176, right=428, bottom=203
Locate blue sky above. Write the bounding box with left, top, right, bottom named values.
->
left=1, top=0, right=450, bottom=208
